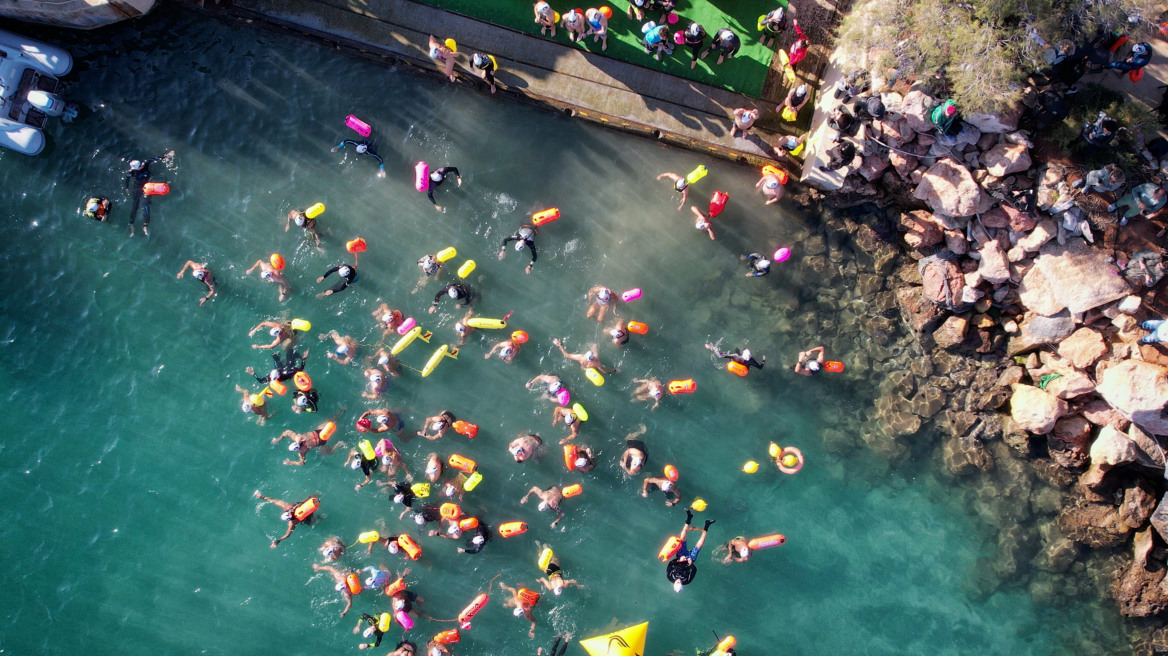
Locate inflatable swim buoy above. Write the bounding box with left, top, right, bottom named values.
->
left=1131, top=67, right=1146, bottom=82
left=421, top=344, right=459, bottom=378
left=345, top=573, right=363, bottom=595
left=345, top=238, right=367, bottom=254
left=465, top=317, right=507, bottom=329
left=563, top=444, right=578, bottom=471
left=562, top=483, right=582, bottom=497
left=448, top=453, right=477, bottom=473
left=626, top=320, right=648, bottom=335
left=391, top=326, right=432, bottom=355
left=440, top=502, right=462, bottom=520
left=293, top=371, right=312, bottom=392
left=292, top=497, right=319, bottom=521
left=518, top=588, right=540, bottom=606
left=727, top=361, right=748, bottom=377
left=269, top=253, right=286, bottom=271
left=395, top=610, right=414, bottom=631
left=374, top=438, right=393, bottom=458
left=538, top=546, right=555, bottom=571
left=458, top=593, right=490, bottom=629
left=385, top=577, right=407, bottom=596
left=581, top=623, right=649, bottom=656
left=305, top=202, right=326, bottom=219
left=691, top=498, right=708, bottom=512
left=319, top=421, right=337, bottom=442
left=434, top=629, right=460, bottom=644
left=415, top=162, right=430, bottom=192
left=345, top=114, right=372, bottom=137
left=377, top=612, right=393, bottom=633
left=685, top=164, right=708, bottom=185
left=357, top=530, right=380, bottom=544
left=571, top=402, right=588, bottom=421
left=585, top=367, right=605, bottom=386
left=463, top=471, right=483, bottom=491
left=142, top=182, right=169, bottom=196
left=599, top=5, right=612, bottom=18
left=397, top=534, right=422, bottom=560
left=290, top=318, right=312, bottom=332
left=411, top=482, right=431, bottom=497
left=269, top=379, right=287, bottom=395
left=444, top=38, right=457, bottom=52
left=777, top=446, right=804, bottom=474
left=673, top=30, right=685, bottom=45
left=499, top=521, right=527, bottom=538
left=620, top=288, right=642, bottom=302
left=668, top=379, right=697, bottom=394
left=397, top=316, right=417, bottom=335
left=712, top=636, right=736, bottom=656
left=773, top=247, right=792, bottom=263
left=709, top=190, right=729, bottom=217
left=658, top=535, right=682, bottom=561
left=453, top=420, right=479, bottom=438
left=436, top=246, right=457, bottom=262
left=761, top=164, right=789, bottom=184
left=532, top=207, right=560, bottom=225
left=742, top=461, right=759, bottom=473
left=746, top=534, right=785, bottom=550
left=824, top=360, right=845, bottom=373
left=664, top=464, right=679, bottom=481
left=511, top=330, right=529, bottom=344
left=357, top=440, right=377, bottom=461
left=457, top=260, right=476, bottom=278
left=458, top=517, right=479, bottom=531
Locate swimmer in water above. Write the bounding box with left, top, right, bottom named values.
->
left=755, top=172, right=785, bottom=205
left=533, top=1, right=556, bottom=35
left=630, top=378, right=665, bottom=410
left=357, top=408, right=406, bottom=437
left=124, top=151, right=173, bottom=237
left=422, top=453, right=444, bottom=483
left=705, top=342, right=765, bottom=369
left=316, top=263, right=358, bottom=297
left=176, top=260, right=217, bottom=306
left=362, top=368, right=387, bottom=399
left=245, top=259, right=291, bottom=301
left=429, top=283, right=472, bottom=314
left=741, top=252, right=772, bottom=277
left=272, top=410, right=346, bottom=466
left=535, top=541, right=583, bottom=597
left=538, top=636, right=572, bottom=656
left=498, top=223, right=539, bottom=274
left=248, top=320, right=295, bottom=350
left=526, top=373, right=566, bottom=403
left=371, top=303, right=404, bottom=339
left=485, top=335, right=522, bottom=363
left=607, top=320, right=630, bottom=346
left=642, top=475, right=681, bottom=506
left=388, top=640, right=419, bottom=656
left=413, top=252, right=444, bottom=294
left=551, top=405, right=581, bottom=443
left=794, top=345, right=826, bottom=376
left=509, top=433, right=543, bottom=463
left=285, top=207, right=322, bottom=249
left=621, top=424, right=649, bottom=475
left=425, top=638, right=454, bottom=656
left=572, top=444, right=596, bottom=472
left=718, top=536, right=752, bottom=564
left=291, top=387, right=320, bottom=414
left=458, top=522, right=492, bottom=554
left=331, top=139, right=386, bottom=178
left=235, top=384, right=270, bottom=425
left=656, top=172, right=690, bottom=211
left=521, top=485, right=566, bottom=527
left=427, top=35, right=460, bottom=83
left=253, top=489, right=317, bottom=548
left=499, top=581, right=539, bottom=638
left=426, top=165, right=462, bottom=212
left=689, top=206, right=717, bottom=240
left=311, top=563, right=356, bottom=617
left=83, top=196, right=111, bottom=221
left=665, top=510, right=715, bottom=592
left=417, top=411, right=456, bottom=440
left=320, top=330, right=359, bottom=366
left=353, top=611, right=389, bottom=650
left=552, top=338, right=619, bottom=374
left=585, top=285, right=616, bottom=322
left=370, top=348, right=403, bottom=378
left=454, top=308, right=476, bottom=346
left=320, top=536, right=347, bottom=562
left=405, top=505, right=443, bottom=529
left=246, top=346, right=308, bottom=384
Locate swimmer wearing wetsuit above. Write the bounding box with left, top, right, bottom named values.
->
left=429, top=283, right=471, bottom=313
left=247, top=345, right=308, bottom=383
left=285, top=208, right=322, bottom=248
left=124, top=151, right=172, bottom=236
left=332, top=140, right=386, bottom=178
left=470, top=53, right=498, bottom=93
left=666, top=510, right=714, bottom=592
left=706, top=342, right=765, bottom=369
left=742, top=253, right=771, bottom=277
left=458, top=523, right=492, bottom=554
left=499, top=223, right=538, bottom=274
left=355, top=612, right=388, bottom=649
left=426, top=166, right=462, bottom=212
left=317, top=264, right=358, bottom=297
left=701, top=28, right=740, bottom=65
left=292, top=388, right=320, bottom=414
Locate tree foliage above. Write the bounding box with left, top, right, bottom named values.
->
left=838, top=0, right=1163, bottom=114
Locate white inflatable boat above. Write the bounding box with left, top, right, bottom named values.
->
left=0, top=28, right=72, bottom=156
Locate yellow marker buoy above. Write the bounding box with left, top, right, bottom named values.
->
left=691, top=498, right=707, bottom=512
left=768, top=442, right=781, bottom=458
left=457, top=260, right=476, bottom=278
left=743, top=461, right=759, bottom=473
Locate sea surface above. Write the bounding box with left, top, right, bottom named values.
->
left=0, top=7, right=1130, bottom=656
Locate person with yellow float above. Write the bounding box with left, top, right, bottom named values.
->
left=175, top=260, right=217, bottom=306
left=363, top=531, right=406, bottom=558
left=285, top=205, right=323, bottom=249
left=552, top=338, right=619, bottom=376
left=642, top=464, right=682, bottom=506
left=705, top=341, right=766, bottom=371
left=470, top=52, right=499, bottom=94
left=389, top=480, right=421, bottom=514
left=657, top=165, right=707, bottom=211
left=245, top=257, right=291, bottom=301
left=123, top=150, right=173, bottom=237
left=234, top=384, right=271, bottom=426
left=485, top=330, right=527, bottom=364
left=664, top=509, right=715, bottom=592
left=450, top=307, right=477, bottom=346
left=550, top=405, right=581, bottom=443
left=429, top=282, right=472, bottom=314
left=424, top=165, right=462, bottom=212
left=346, top=439, right=387, bottom=491
left=270, top=412, right=344, bottom=466
left=247, top=319, right=296, bottom=350
left=533, top=1, right=557, bottom=36
left=310, top=563, right=358, bottom=617
left=252, top=489, right=320, bottom=549
left=498, top=223, right=540, bottom=274
left=427, top=35, right=460, bottom=83
left=620, top=424, right=650, bottom=474
left=413, top=250, right=446, bottom=293
left=82, top=196, right=111, bottom=221
left=794, top=344, right=827, bottom=375
left=521, top=484, right=571, bottom=527
left=353, top=610, right=392, bottom=649
left=509, top=433, right=544, bottom=463
left=630, top=378, right=665, bottom=410
left=498, top=581, right=541, bottom=638
left=417, top=410, right=456, bottom=440
left=370, top=347, right=403, bottom=379
left=534, top=542, right=583, bottom=597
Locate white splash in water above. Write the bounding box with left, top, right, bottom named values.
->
left=561, top=238, right=580, bottom=254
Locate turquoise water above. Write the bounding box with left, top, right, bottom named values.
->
left=0, top=8, right=1129, bottom=656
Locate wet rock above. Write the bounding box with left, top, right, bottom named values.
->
left=1152, top=495, right=1168, bottom=543
left=899, top=89, right=936, bottom=133
left=895, top=285, right=942, bottom=333
left=1007, top=310, right=1075, bottom=354
left=977, top=240, right=1011, bottom=285
left=1044, top=370, right=1095, bottom=400
left=996, top=365, right=1025, bottom=388
left=932, top=315, right=968, bottom=350
left=1081, top=425, right=1150, bottom=491
left=1128, top=424, right=1165, bottom=468
left=910, top=384, right=947, bottom=417
left=963, top=107, right=1022, bottom=134
left=1010, top=383, right=1068, bottom=434
left=1056, top=328, right=1108, bottom=370
left=913, top=159, right=984, bottom=217
left=872, top=115, right=914, bottom=148
left=1097, top=360, right=1168, bottom=436
left=1113, top=546, right=1168, bottom=617
left=1057, top=498, right=1130, bottom=548
left=899, top=210, right=943, bottom=249
left=1016, top=219, right=1057, bottom=253
left=943, top=435, right=994, bottom=475
left=1036, top=521, right=1078, bottom=573
left=983, top=142, right=1032, bottom=177
left=918, top=255, right=965, bottom=310
left=1120, top=480, right=1158, bottom=530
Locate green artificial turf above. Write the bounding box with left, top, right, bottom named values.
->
left=416, top=0, right=785, bottom=97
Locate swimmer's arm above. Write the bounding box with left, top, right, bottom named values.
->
left=245, top=260, right=265, bottom=275
left=527, top=241, right=537, bottom=265
left=176, top=261, right=197, bottom=278
left=272, top=521, right=296, bottom=546
left=807, top=346, right=826, bottom=361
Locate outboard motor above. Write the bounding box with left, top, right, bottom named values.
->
left=27, top=89, right=65, bottom=116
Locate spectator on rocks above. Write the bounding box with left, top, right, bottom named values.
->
left=1080, top=112, right=1120, bottom=148
left=826, top=105, right=858, bottom=142
left=681, top=22, right=707, bottom=70
left=852, top=94, right=885, bottom=123
left=1056, top=206, right=1095, bottom=245
left=779, top=83, right=810, bottom=121
left=1120, top=250, right=1165, bottom=288
left=1140, top=318, right=1168, bottom=344
left=1138, top=134, right=1168, bottom=174
left=730, top=107, right=760, bottom=139
left=833, top=69, right=869, bottom=102
left=1072, top=163, right=1125, bottom=196
left=930, top=99, right=960, bottom=136
left=701, top=28, right=741, bottom=65
left=1108, top=182, right=1168, bottom=226
left=819, top=139, right=857, bottom=173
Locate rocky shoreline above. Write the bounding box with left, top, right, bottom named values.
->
left=795, top=84, right=1168, bottom=652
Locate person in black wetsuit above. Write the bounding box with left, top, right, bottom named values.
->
left=332, top=140, right=386, bottom=177
left=124, top=151, right=172, bottom=236
left=458, top=523, right=492, bottom=554
left=538, top=636, right=570, bottom=656
left=471, top=53, right=498, bottom=94
left=292, top=388, right=320, bottom=414
left=498, top=223, right=538, bottom=273
left=704, top=342, right=765, bottom=369
left=426, top=166, right=462, bottom=212
left=355, top=613, right=390, bottom=649
left=666, top=510, right=714, bottom=592
left=701, top=28, right=740, bottom=65
left=429, top=283, right=471, bottom=313
left=247, top=345, right=307, bottom=383
left=316, top=264, right=357, bottom=298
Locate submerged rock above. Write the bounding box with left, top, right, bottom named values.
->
left=1057, top=498, right=1130, bottom=548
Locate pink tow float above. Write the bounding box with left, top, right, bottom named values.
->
left=415, top=162, right=430, bottom=192
left=345, top=114, right=371, bottom=137
left=773, top=247, right=791, bottom=262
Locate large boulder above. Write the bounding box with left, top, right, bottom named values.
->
left=888, top=150, right=918, bottom=178
left=977, top=240, right=1011, bottom=284
left=1044, top=370, right=1095, bottom=399
left=1010, top=383, right=1068, bottom=434
left=1113, top=542, right=1168, bottom=617
left=1057, top=499, right=1132, bottom=548
left=1097, top=360, right=1168, bottom=436
left=1090, top=425, right=1146, bottom=468
left=900, top=89, right=936, bottom=133
left=913, top=159, right=984, bottom=217
left=1017, top=265, right=1067, bottom=317
left=980, top=206, right=1010, bottom=229
left=858, top=154, right=890, bottom=182
left=1056, top=328, right=1108, bottom=369
left=1018, top=240, right=1132, bottom=316
left=895, top=285, right=942, bottom=333
left=918, top=254, right=966, bottom=310
left=963, top=107, right=1022, bottom=133
left=982, top=143, right=1032, bottom=177
left=1007, top=310, right=1076, bottom=355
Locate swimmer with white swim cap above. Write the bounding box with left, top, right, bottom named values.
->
left=417, top=411, right=456, bottom=441
left=656, top=171, right=690, bottom=211
left=429, top=283, right=472, bottom=314
left=719, top=536, right=752, bottom=564
left=755, top=170, right=785, bottom=205
left=235, top=384, right=270, bottom=426
left=285, top=207, right=322, bottom=249
left=498, top=223, right=539, bottom=274
left=176, top=260, right=217, bottom=306
left=498, top=581, right=540, bottom=638
left=584, top=285, right=616, bottom=322
left=794, top=345, right=826, bottom=376
left=245, top=258, right=291, bottom=301
left=362, top=368, right=387, bottom=400
left=631, top=378, right=665, bottom=410
left=371, top=303, right=404, bottom=338
left=642, top=475, right=682, bottom=506
left=248, top=320, right=295, bottom=350
left=485, top=335, right=523, bottom=364
left=552, top=337, right=619, bottom=374
left=319, top=330, right=359, bottom=366
left=311, top=563, right=355, bottom=617
left=253, top=489, right=316, bottom=549
left=271, top=410, right=346, bottom=466
left=620, top=424, right=650, bottom=475
left=509, top=433, right=543, bottom=463
left=535, top=540, right=583, bottom=596
left=316, top=263, right=358, bottom=297
left=551, top=405, right=581, bottom=443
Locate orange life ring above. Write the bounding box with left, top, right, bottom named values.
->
left=345, top=572, right=363, bottom=595
left=448, top=453, right=477, bottom=474
left=292, top=497, right=319, bottom=521
left=440, top=502, right=462, bottom=520
left=453, top=420, right=479, bottom=438
left=777, top=446, right=804, bottom=474
left=433, top=629, right=461, bottom=644
left=397, top=534, right=422, bottom=560
left=517, top=588, right=541, bottom=607
left=563, top=444, right=578, bottom=471
left=458, top=593, right=490, bottom=628
left=668, top=379, right=697, bottom=394
left=726, top=361, right=748, bottom=376
left=293, top=371, right=312, bottom=392
left=385, top=577, right=407, bottom=595
left=658, top=535, right=682, bottom=561
left=499, top=521, right=527, bottom=538
left=562, top=483, right=583, bottom=497
left=746, top=534, right=786, bottom=550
